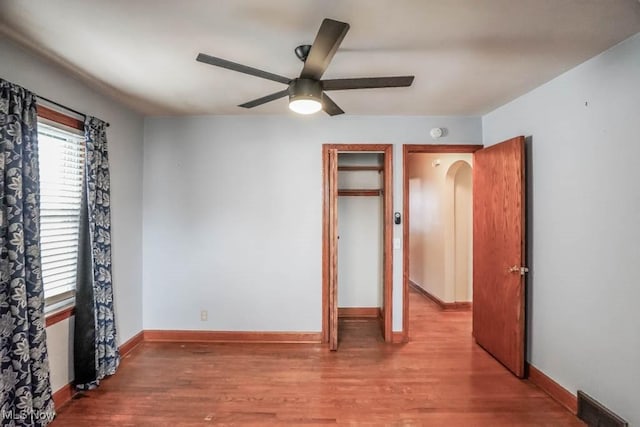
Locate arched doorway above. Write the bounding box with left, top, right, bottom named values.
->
left=444, top=160, right=473, bottom=303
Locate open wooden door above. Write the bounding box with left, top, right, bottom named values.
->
left=472, top=136, right=526, bottom=377
left=327, top=148, right=339, bottom=351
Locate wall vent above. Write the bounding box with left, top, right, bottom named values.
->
left=577, top=391, right=627, bottom=427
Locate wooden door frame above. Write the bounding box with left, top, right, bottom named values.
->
left=322, top=144, right=393, bottom=345
left=401, top=144, right=483, bottom=342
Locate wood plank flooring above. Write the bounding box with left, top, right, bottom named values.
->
left=52, top=289, right=583, bottom=426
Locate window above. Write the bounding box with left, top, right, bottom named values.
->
left=37, top=116, right=85, bottom=310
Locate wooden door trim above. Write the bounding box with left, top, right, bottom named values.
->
left=402, top=144, right=483, bottom=342
left=322, top=144, right=393, bottom=345
left=321, top=148, right=330, bottom=343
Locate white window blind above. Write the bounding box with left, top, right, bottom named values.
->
left=37, top=122, right=85, bottom=306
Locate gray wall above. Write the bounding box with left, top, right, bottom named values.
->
left=0, top=38, right=145, bottom=391
left=143, top=115, right=482, bottom=332
left=483, top=32, right=640, bottom=426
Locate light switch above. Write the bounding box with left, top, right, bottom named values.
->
left=393, top=238, right=401, bottom=249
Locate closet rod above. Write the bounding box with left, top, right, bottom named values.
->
left=37, top=95, right=110, bottom=127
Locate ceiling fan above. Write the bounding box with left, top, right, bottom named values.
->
left=196, top=18, right=415, bottom=116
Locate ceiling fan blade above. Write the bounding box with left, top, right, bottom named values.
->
left=238, top=89, right=290, bottom=109
left=322, top=76, right=415, bottom=91
left=197, top=53, right=291, bottom=85
left=300, top=19, right=350, bottom=80
left=322, top=93, right=344, bottom=116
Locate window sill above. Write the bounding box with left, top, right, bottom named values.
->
left=45, top=305, right=76, bottom=327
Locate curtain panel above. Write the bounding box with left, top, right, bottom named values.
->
left=74, top=117, right=119, bottom=390
left=0, top=79, right=55, bottom=425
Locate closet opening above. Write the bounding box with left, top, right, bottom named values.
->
left=322, top=144, right=393, bottom=351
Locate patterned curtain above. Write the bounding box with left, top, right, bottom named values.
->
left=0, top=80, right=55, bottom=425
left=74, top=117, right=119, bottom=390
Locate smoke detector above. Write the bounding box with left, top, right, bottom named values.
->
left=430, top=127, right=444, bottom=139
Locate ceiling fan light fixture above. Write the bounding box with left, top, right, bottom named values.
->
left=288, top=78, right=323, bottom=115
left=289, top=97, right=322, bottom=115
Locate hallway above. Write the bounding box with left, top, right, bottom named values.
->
left=53, top=289, right=582, bottom=425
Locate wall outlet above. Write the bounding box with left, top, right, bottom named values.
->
left=200, top=310, right=208, bottom=321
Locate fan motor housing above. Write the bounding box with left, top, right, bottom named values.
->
left=289, top=78, right=322, bottom=102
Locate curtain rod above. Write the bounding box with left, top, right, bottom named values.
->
left=36, top=95, right=111, bottom=127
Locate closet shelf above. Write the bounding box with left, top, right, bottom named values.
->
left=338, top=166, right=383, bottom=172
left=338, top=189, right=382, bottom=197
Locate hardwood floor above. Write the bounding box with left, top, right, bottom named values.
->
left=52, top=290, right=583, bottom=426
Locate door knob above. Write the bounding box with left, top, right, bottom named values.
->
left=509, top=265, right=529, bottom=275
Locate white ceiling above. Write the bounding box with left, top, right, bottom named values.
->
left=1, top=0, right=639, bottom=116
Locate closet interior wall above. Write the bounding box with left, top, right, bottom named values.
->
left=337, top=153, right=384, bottom=314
